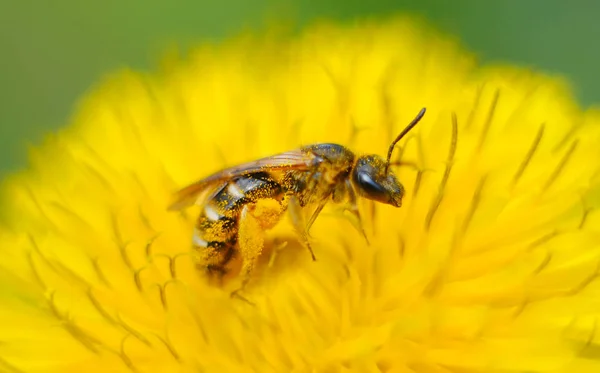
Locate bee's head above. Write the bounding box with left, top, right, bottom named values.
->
left=351, top=107, right=426, bottom=208
left=352, top=154, right=405, bottom=207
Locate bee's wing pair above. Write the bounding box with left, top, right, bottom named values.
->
left=167, top=149, right=318, bottom=211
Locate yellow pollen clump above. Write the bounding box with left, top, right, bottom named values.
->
left=251, top=198, right=285, bottom=230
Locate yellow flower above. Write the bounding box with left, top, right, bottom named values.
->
left=2, top=16, right=600, bottom=373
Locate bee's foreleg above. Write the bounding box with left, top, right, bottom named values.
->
left=345, top=183, right=370, bottom=245
left=306, top=199, right=327, bottom=235
left=287, top=196, right=317, bottom=261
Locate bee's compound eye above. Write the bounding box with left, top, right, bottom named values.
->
left=355, top=172, right=386, bottom=197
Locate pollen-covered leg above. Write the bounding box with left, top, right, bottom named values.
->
left=231, top=199, right=285, bottom=302
left=231, top=205, right=263, bottom=302
left=287, top=195, right=317, bottom=261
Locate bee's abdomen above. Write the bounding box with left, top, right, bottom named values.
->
left=193, top=172, right=283, bottom=266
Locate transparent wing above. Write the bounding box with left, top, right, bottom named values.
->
left=167, top=149, right=317, bottom=211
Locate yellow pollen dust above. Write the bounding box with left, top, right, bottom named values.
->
left=200, top=217, right=231, bottom=242
left=238, top=210, right=264, bottom=266
left=251, top=198, right=284, bottom=230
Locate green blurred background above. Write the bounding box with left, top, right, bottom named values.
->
left=1, top=0, right=599, bottom=177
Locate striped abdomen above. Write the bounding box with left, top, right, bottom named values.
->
left=193, top=172, right=283, bottom=269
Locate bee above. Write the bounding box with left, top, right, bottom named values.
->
left=168, top=108, right=426, bottom=299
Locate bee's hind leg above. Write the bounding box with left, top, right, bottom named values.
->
left=230, top=205, right=264, bottom=304
left=231, top=198, right=285, bottom=304
left=231, top=199, right=283, bottom=304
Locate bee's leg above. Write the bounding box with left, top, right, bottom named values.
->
left=231, top=205, right=265, bottom=304
left=306, top=199, right=328, bottom=234
left=268, top=239, right=289, bottom=268
left=345, top=181, right=370, bottom=245
left=287, top=196, right=317, bottom=261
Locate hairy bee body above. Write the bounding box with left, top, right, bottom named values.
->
left=191, top=144, right=355, bottom=274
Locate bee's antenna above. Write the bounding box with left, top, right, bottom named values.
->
left=385, top=107, right=426, bottom=174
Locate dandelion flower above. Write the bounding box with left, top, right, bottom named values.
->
left=2, top=16, right=600, bottom=373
